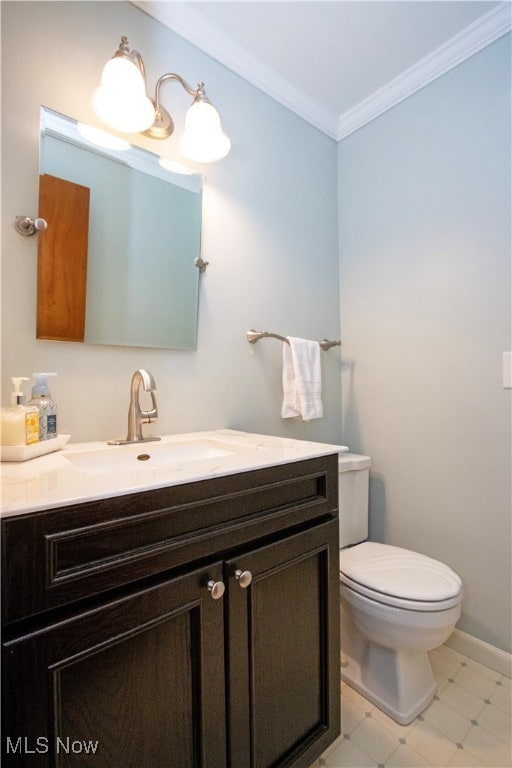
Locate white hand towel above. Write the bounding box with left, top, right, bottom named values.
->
left=281, top=337, right=323, bottom=421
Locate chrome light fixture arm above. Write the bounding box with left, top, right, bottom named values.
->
left=145, top=73, right=204, bottom=140
left=155, top=72, right=198, bottom=102
left=114, top=36, right=147, bottom=79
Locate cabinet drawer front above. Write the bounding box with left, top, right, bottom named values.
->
left=2, top=564, right=226, bottom=768
left=2, top=455, right=338, bottom=625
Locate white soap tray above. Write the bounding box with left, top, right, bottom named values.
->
left=1, top=434, right=70, bottom=462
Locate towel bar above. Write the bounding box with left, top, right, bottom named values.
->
left=247, top=330, right=341, bottom=351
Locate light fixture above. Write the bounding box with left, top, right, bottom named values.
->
left=93, top=36, right=231, bottom=163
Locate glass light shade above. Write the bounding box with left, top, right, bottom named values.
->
left=179, top=100, right=231, bottom=163
left=92, top=56, right=155, bottom=133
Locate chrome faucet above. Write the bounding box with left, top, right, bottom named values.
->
left=108, top=369, right=161, bottom=445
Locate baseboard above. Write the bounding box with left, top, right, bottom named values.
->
left=446, top=629, right=512, bottom=678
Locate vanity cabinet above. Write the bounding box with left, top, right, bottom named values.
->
left=2, top=455, right=340, bottom=768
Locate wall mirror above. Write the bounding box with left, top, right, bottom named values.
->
left=38, top=107, right=203, bottom=349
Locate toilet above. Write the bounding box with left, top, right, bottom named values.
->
left=338, top=453, right=462, bottom=725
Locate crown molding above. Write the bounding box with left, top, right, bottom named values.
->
left=133, top=1, right=511, bottom=142
left=132, top=0, right=340, bottom=137
left=336, top=2, right=512, bottom=140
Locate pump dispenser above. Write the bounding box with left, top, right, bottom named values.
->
left=28, top=373, right=58, bottom=440
left=0, top=378, right=39, bottom=446
left=10, top=377, right=29, bottom=405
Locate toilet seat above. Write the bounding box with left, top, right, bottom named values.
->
left=340, top=542, right=462, bottom=611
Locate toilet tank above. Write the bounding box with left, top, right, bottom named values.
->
left=338, top=453, right=372, bottom=547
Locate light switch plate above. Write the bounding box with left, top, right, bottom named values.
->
left=503, top=352, right=512, bottom=389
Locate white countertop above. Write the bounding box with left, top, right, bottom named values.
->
left=1, top=430, right=347, bottom=517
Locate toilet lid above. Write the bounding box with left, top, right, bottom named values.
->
left=340, top=542, right=462, bottom=604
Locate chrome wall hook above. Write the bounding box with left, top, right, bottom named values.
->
left=194, top=257, right=209, bottom=272
left=14, top=216, right=48, bottom=236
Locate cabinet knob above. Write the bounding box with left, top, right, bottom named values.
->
left=207, top=580, right=225, bottom=600
left=234, top=569, right=253, bottom=588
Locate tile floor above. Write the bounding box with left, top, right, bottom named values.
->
left=310, top=644, right=511, bottom=768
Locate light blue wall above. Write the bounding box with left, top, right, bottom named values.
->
left=1, top=1, right=341, bottom=444
left=338, top=35, right=511, bottom=653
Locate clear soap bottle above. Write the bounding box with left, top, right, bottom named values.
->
left=28, top=372, right=58, bottom=441
left=0, top=377, right=39, bottom=446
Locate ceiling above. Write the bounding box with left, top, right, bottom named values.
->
left=134, top=1, right=511, bottom=139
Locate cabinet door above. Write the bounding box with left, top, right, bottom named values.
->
left=226, top=520, right=340, bottom=768
left=2, top=565, right=226, bottom=768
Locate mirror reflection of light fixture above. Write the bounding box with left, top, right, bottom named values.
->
left=158, top=157, right=194, bottom=175
left=77, top=123, right=131, bottom=151
left=93, top=36, right=231, bottom=163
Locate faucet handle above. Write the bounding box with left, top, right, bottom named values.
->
left=140, top=390, right=158, bottom=423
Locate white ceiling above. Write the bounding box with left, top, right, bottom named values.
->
left=134, top=1, right=511, bottom=139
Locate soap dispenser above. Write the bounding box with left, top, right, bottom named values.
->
left=28, top=372, right=58, bottom=441
left=0, top=377, right=39, bottom=446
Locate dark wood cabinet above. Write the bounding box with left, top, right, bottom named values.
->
left=2, top=455, right=340, bottom=768
left=3, top=564, right=227, bottom=768
left=226, top=522, right=339, bottom=768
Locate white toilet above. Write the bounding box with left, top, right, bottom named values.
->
left=338, top=453, right=463, bottom=725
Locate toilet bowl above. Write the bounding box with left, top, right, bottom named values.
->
left=338, top=455, right=463, bottom=724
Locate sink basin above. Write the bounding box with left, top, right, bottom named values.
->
left=63, top=438, right=253, bottom=475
